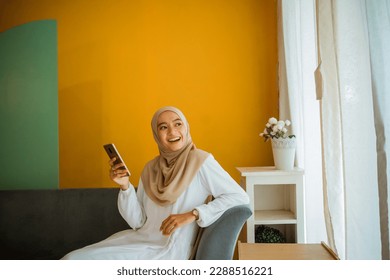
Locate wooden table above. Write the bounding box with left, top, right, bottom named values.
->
left=238, top=241, right=339, bottom=260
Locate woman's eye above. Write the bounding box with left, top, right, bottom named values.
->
left=175, top=122, right=182, bottom=127
left=159, top=126, right=167, bottom=130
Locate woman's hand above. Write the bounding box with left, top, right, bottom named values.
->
left=109, top=157, right=130, bottom=190
left=160, top=212, right=196, bottom=236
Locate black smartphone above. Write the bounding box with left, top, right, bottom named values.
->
left=103, top=143, right=130, bottom=177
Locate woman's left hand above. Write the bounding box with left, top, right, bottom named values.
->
left=160, top=212, right=196, bottom=236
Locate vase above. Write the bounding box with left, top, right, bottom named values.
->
left=271, top=138, right=296, bottom=170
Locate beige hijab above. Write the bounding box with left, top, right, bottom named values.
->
left=141, top=106, right=209, bottom=206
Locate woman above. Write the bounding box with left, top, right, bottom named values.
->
left=62, top=106, right=249, bottom=260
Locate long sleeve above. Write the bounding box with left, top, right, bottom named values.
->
left=195, top=155, right=249, bottom=227
left=117, top=180, right=147, bottom=229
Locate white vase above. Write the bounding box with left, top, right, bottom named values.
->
left=271, top=138, right=296, bottom=170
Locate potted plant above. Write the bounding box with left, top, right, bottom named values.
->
left=255, top=225, right=286, bottom=243
left=259, top=117, right=296, bottom=170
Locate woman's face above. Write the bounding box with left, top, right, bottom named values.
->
left=156, top=110, right=187, bottom=152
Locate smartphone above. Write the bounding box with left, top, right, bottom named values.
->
left=103, top=143, right=130, bottom=177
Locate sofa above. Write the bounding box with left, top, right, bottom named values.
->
left=0, top=188, right=251, bottom=260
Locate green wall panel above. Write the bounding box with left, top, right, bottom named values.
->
left=0, top=20, right=58, bottom=189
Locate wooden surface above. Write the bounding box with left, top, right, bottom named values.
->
left=238, top=242, right=339, bottom=260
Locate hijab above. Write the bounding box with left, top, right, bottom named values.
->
left=141, top=106, right=209, bottom=206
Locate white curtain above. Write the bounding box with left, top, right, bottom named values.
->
left=366, top=0, right=390, bottom=260
left=278, top=0, right=327, bottom=244
left=279, top=0, right=389, bottom=259
left=316, top=0, right=388, bottom=260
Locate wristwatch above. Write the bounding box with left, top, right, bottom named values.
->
left=192, top=209, right=199, bottom=221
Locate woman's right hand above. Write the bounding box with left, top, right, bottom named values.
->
left=109, top=157, right=130, bottom=190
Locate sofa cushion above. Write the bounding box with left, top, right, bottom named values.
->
left=0, top=188, right=129, bottom=260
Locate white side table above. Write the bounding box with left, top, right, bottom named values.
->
left=237, top=166, right=305, bottom=243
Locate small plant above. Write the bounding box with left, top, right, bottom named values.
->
left=255, top=225, right=286, bottom=243
left=259, top=117, right=295, bottom=142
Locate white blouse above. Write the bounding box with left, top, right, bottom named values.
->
left=62, top=154, right=249, bottom=260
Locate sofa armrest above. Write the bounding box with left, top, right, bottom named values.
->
left=194, top=204, right=252, bottom=260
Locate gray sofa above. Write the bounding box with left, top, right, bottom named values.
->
left=0, top=188, right=251, bottom=260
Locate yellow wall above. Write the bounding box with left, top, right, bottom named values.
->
left=0, top=0, right=278, bottom=188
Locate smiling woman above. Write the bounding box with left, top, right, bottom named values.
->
left=156, top=111, right=187, bottom=152
left=61, top=106, right=249, bottom=260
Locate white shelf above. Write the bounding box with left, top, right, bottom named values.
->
left=237, top=166, right=305, bottom=243
left=254, top=210, right=296, bottom=225
left=237, top=166, right=304, bottom=177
